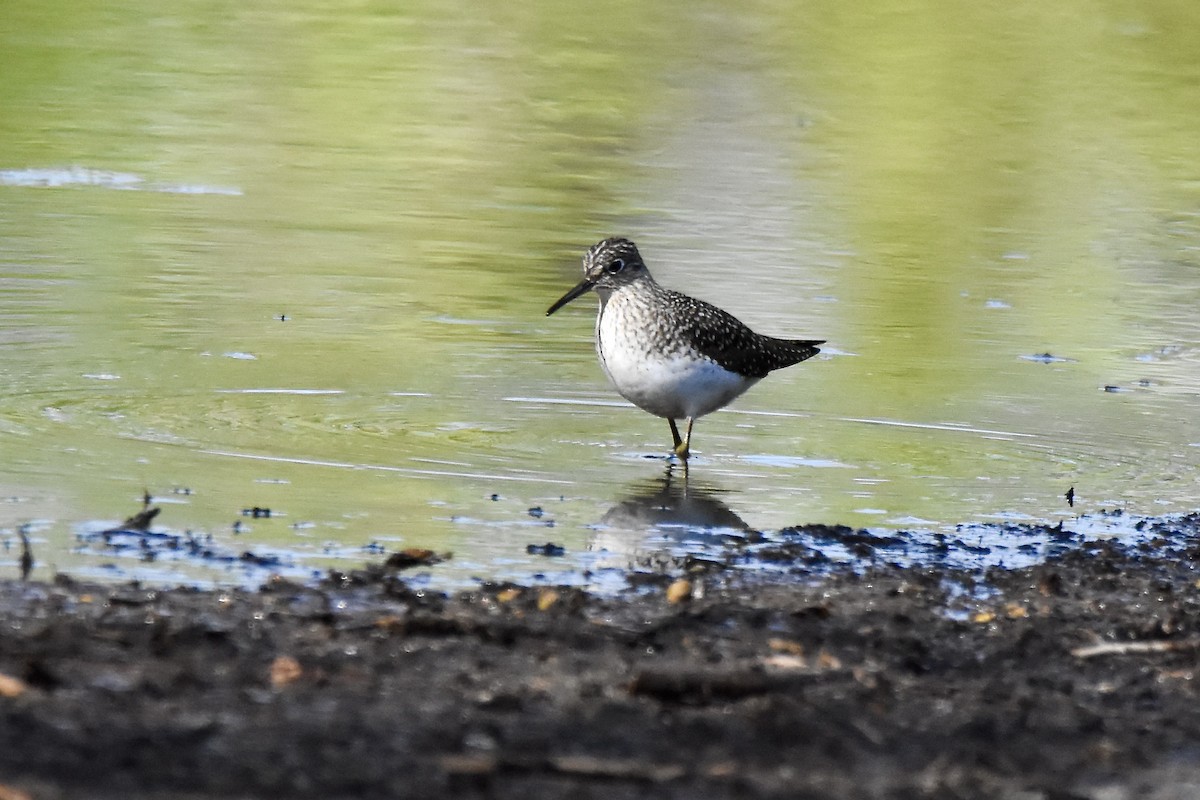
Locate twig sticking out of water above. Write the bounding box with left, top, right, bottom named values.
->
left=17, top=524, right=33, bottom=581
left=120, top=506, right=161, bottom=532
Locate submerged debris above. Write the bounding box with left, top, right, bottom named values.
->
left=526, top=542, right=566, bottom=557
left=1019, top=352, right=1076, bottom=364
left=79, top=497, right=286, bottom=575
left=384, top=548, right=450, bottom=570
left=17, top=525, right=33, bottom=581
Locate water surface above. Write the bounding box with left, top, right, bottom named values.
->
left=2, top=1, right=1200, bottom=587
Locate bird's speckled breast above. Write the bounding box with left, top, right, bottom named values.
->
left=595, top=288, right=756, bottom=420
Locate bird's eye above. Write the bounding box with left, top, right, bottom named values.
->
left=605, top=258, right=625, bottom=274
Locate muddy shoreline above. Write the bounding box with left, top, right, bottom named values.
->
left=2, top=517, right=1200, bottom=799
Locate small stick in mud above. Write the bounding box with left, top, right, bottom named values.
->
left=1071, top=637, right=1200, bottom=659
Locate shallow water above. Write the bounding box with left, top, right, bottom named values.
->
left=2, top=1, right=1200, bottom=588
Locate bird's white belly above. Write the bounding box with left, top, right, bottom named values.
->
left=597, top=318, right=756, bottom=420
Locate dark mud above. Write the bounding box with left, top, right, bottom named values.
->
left=3, top=518, right=1200, bottom=799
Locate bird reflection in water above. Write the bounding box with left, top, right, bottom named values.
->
left=589, top=464, right=753, bottom=566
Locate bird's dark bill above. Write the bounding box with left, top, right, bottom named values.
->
left=546, top=279, right=594, bottom=316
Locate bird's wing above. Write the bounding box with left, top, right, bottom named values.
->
left=666, top=291, right=823, bottom=379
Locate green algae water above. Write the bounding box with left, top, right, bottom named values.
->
left=2, top=1, right=1200, bottom=586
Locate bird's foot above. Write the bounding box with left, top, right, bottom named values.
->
left=673, top=442, right=690, bottom=460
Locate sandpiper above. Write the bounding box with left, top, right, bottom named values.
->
left=546, top=237, right=823, bottom=459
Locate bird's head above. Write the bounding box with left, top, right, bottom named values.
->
left=546, top=237, right=649, bottom=316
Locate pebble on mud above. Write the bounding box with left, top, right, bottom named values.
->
left=666, top=578, right=692, bottom=604
left=0, top=673, right=28, bottom=698
left=496, top=588, right=522, bottom=604
left=767, top=638, right=806, bottom=656
left=536, top=589, right=559, bottom=611
left=269, top=656, right=303, bottom=689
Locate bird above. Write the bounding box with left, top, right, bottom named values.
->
left=546, top=237, right=823, bottom=460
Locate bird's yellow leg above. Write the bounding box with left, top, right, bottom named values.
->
left=672, top=418, right=695, bottom=460
left=668, top=419, right=683, bottom=452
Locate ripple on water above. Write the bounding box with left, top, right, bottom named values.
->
left=740, top=454, right=854, bottom=469
left=0, top=166, right=242, bottom=195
